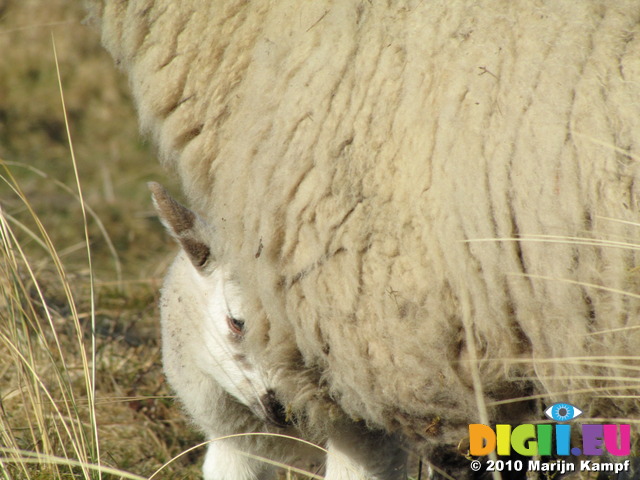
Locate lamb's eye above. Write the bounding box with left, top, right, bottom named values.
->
left=226, top=315, right=245, bottom=335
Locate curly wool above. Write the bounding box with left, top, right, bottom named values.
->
left=86, top=0, right=640, bottom=456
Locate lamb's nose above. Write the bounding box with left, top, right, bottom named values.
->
left=261, top=390, right=291, bottom=428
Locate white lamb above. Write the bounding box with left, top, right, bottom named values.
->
left=150, top=182, right=408, bottom=480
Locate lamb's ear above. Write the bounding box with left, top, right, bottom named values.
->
left=148, top=182, right=212, bottom=269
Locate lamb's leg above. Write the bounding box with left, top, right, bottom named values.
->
left=202, top=441, right=274, bottom=480
left=325, top=430, right=407, bottom=480
left=325, top=440, right=370, bottom=480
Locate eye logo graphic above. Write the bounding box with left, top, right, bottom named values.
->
left=545, top=403, right=583, bottom=422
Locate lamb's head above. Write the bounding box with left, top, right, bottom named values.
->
left=149, top=182, right=290, bottom=429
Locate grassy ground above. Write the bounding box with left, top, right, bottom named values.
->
left=0, top=1, right=206, bottom=478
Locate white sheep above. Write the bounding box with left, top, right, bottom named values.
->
left=86, top=0, right=640, bottom=477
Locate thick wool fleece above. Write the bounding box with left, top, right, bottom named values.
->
left=87, top=0, right=640, bottom=454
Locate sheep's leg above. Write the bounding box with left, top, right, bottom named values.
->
left=202, top=441, right=273, bottom=480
